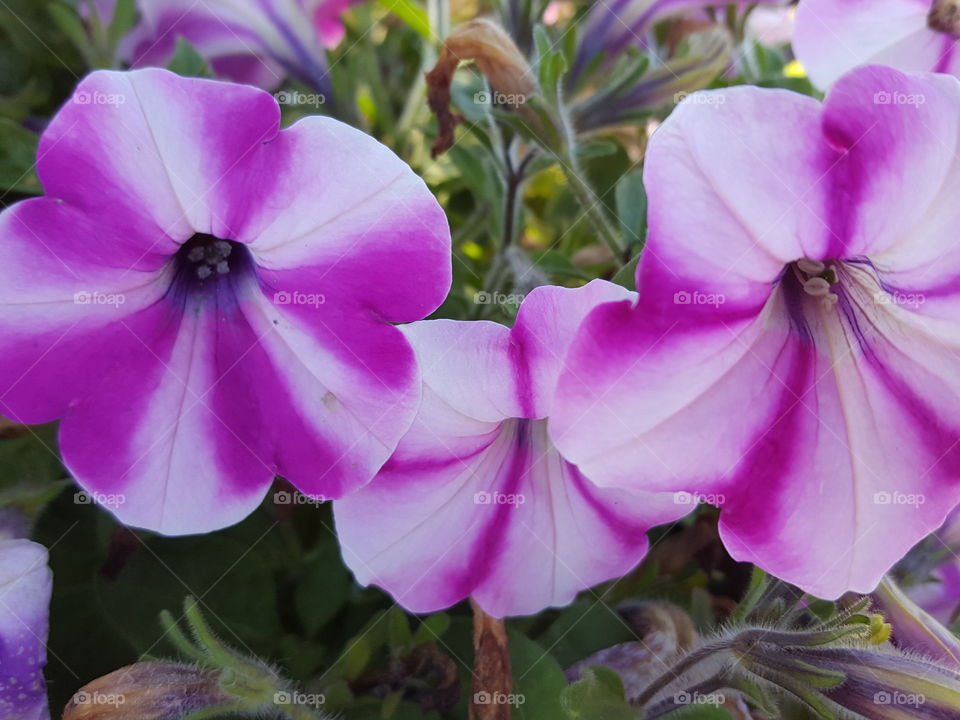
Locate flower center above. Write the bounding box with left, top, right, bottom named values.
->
left=792, top=258, right=839, bottom=307
left=929, top=0, right=960, bottom=36
left=170, top=234, right=255, bottom=303
left=177, top=233, right=247, bottom=280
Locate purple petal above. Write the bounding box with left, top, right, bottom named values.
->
left=794, top=0, right=956, bottom=89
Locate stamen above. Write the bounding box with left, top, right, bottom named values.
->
left=803, top=277, right=832, bottom=297
left=792, top=258, right=840, bottom=307
left=172, top=234, right=252, bottom=296
left=796, top=258, right=826, bottom=276
left=179, top=234, right=241, bottom=280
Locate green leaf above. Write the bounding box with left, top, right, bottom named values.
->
left=537, top=602, right=636, bottom=668
left=614, top=168, right=647, bottom=249
left=0, top=425, right=65, bottom=504
left=561, top=666, right=635, bottom=720
left=47, top=3, right=91, bottom=59
left=295, top=540, right=353, bottom=636
left=533, top=24, right=567, bottom=103
left=107, top=0, right=138, bottom=50
left=413, top=613, right=452, bottom=646
left=530, top=250, right=591, bottom=280
left=387, top=605, right=413, bottom=652
left=167, top=37, right=213, bottom=78
left=509, top=632, right=568, bottom=720
left=611, top=252, right=640, bottom=291
left=342, top=633, right=374, bottom=681
left=376, top=0, right=431, bottom=39
left=94, top=515, right=284, bottom=655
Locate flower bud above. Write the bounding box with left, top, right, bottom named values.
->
left=817, top=648, right=960, bottom=719
left=739, top=639, right=960, bottom=719
left=62, top=663, right=239, bottom=720
left=874, top=576, right=960, bottom=669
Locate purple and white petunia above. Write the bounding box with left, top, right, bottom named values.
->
left=794, top=0, right=960, bottom=89
left=0, top=539, right=51, bottom=720
left=334, top=282, right=688, bottom=618
left=551, top=65, right=960, bottom=600
left=114, top=0, right=352, bottom=92
left=0, top=68, right=450, bottom=535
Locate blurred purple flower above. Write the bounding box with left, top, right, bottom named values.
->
left=795, top=0, right=960, bottom=90
left=0, top=68, right=451, bottom=535
left=907, top=509, right=960, bottom=625
left=101, top=0, right=354, bottom=93
left=0, top=539, right=51, bottom=720
left=875, top=576, right=960, bottom=669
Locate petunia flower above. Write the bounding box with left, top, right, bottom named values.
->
left=334, top=281, right=688, bottom=618
left=0, top=539, right=51, bottom=720
left=0, top=68, right=451, bottom=535
left=795, top=0, right=960, bottom=90
left=551, top=65, right=960, bottom=600
left=113, top=0, right=353, bottom=93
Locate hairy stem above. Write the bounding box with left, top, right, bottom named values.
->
left=632, top=640, right=733, bottom=709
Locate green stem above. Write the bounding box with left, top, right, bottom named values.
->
left=554, top=103, right=624, bottom=257
left=641, top=675, right=729, bottom=720
left=560, top=152, right=625, bottom=257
